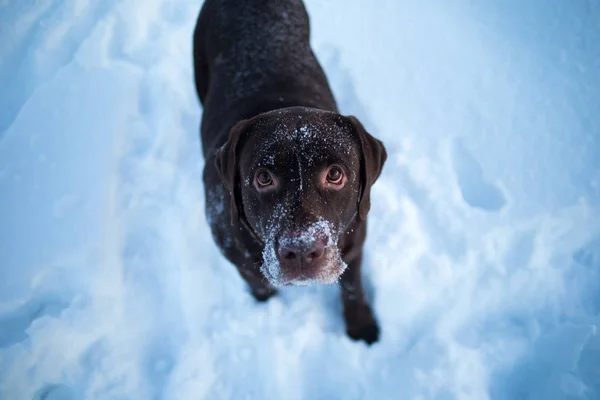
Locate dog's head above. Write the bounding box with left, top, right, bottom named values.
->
left=216, top=107, right=386, bottom=286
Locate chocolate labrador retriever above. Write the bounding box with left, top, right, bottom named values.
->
left=193, top=0, right=387, bottom=344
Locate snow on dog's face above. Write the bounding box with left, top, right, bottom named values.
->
left=215, top=107, right=386, bottom=286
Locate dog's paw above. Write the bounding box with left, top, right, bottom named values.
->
left=347, top=320, right=380, bottom=345
left=251, top=287, right=278, bottom=302
left=344, top=303, right=380, bottom=345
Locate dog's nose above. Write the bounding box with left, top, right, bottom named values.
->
left=278, top=238, right=325, bottom=267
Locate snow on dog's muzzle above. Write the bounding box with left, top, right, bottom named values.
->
left=260, top=220, right=347, bottom=286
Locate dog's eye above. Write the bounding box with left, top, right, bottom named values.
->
left=255, top=170, right=274, bottom=187
left=326, top=167, right=344, bottom=184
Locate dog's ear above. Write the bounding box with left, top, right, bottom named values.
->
left=345, top=116, right=387, bottom=220
left=215, top=119, right=252, bottom=225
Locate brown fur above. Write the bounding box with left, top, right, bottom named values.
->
left=193, top=0, right=386, bottom=344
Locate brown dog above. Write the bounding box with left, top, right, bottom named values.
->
left=193, top=0, right=387, bottom=344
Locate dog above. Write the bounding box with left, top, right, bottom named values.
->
left=193, top=0, right=387, bottom=344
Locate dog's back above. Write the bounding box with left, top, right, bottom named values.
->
left=193, top=0, right=337, bottom=154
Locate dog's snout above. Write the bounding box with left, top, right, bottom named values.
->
left=277, top=237, right=325, bottom=268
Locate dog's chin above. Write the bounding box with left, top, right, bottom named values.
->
left=285, top=267, right=342, bottom=286
left=260, top=247, right=347, bottom=287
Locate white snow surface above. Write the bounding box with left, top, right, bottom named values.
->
left=1, top=0, right=600, bottom=399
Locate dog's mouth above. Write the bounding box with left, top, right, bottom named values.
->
left=262, top=245, right=347, bottom=286
left=260, top=221, right=347, bottom=286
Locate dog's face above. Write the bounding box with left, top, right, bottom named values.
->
left=216, top=107, right=386, bottom=286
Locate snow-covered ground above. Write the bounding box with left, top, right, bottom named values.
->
left=1, top=0, right=599, bottom=398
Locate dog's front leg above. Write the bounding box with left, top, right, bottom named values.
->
left=340, top=251, right=380, bottom=344
left=237, top=262, right=278, bottom=302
